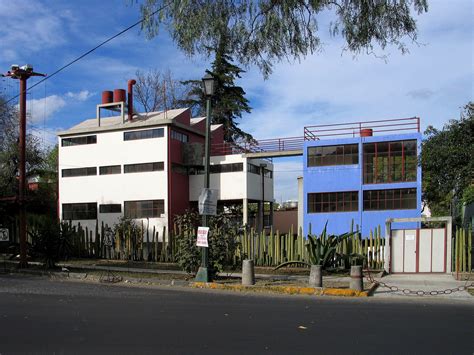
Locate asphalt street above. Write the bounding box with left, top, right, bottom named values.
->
left=0, top=274, right=472, bottom=354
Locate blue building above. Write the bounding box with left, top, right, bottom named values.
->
left=302, top=118, right=422, bottom=237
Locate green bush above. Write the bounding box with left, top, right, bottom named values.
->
left=174, top=210, right=240, bottom=278
left=28, top=216, right=73, bottom=269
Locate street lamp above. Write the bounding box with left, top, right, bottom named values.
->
left=195, top=72, right=216, bottom=282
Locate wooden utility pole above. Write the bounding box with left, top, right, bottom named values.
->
left=2, top=65, right=46, bottom=268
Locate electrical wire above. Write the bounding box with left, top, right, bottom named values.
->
left=1, top=3, right=169, bottom=107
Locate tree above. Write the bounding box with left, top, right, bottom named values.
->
left=180, top=34, right=253, bottom=142
left=139, top=0, right=428, bottom=77
left=133, top=69, right=189, bottom=113
left=421, top=102, right=474, bottom=218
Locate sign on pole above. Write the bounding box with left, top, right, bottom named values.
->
left=0, top=228, right=9, bottom=242
left=198, top=188, right=218, bottom=216
left=196, top=227, right=209, bottom=248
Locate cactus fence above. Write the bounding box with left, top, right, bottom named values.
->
left=453, top=227, right=473, bottom=273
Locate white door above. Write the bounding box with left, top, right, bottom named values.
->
left=431, top=228, right=446, bottom=272
left=418, top=229, right=432, bottom=272
left=403, top=230, right=417, bottom=272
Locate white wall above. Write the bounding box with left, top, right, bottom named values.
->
left=58, top=126, right=169, bottom=239
left=189, top=155, right=274, bottom=202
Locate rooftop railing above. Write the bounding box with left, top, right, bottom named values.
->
left=304, top=117, right=420, bottom=141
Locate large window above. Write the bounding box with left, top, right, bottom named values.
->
left=247, top=163, right=273, bottom=178
left=99, top=204, right=121, bottom=213
left=363, top=140, right=417, bottom=184
left=307, top=191, right=358, bottom=213
left=363, top=188, right=417, bottom=211
left=62, top=167, right=97, bottom=177
left=210, top=163, right=243, bottom=173
left=124, top=200, right=164, bottom=218
left=124, top=128, right=164, bottom=141
left=308, top=144, right=358, bottom=167
left=61, top=135, right=97, bottom=147
left=62, top=203, right=97, bottom=220
left=99, top=165, right=121, bottom=175
left=171, top=130, right=189, bottom=143
left=124, top=162, right=164, bottom=173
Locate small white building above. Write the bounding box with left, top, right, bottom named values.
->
left=57, top=86, right=273, bottom=239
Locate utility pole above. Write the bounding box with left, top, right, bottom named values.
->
left=2, top=65, right=46, bottom=268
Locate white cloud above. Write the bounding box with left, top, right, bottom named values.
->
left=25, top=95, right=66, bottom=123
left=66, top=90, right=94, bottom=101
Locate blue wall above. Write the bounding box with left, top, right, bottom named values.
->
left=303, top=133, right=422, bottom=237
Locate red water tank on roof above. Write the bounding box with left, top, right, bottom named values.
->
left=360, top=128, right=373, bottom=137
left=113, top=89, right=126, bottom=103
left=102, top=91, right=113, bottom=104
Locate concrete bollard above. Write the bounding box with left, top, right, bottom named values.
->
left=242, top=259, right=255, bottom=286
left=350, top=265, right=363, bottom=291
left=309, top=265, right=322, bottom=287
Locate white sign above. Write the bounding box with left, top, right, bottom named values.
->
left=0, top=228, right=9, bottom=242
left=196, top=227, right=209, bottom=247
left=405, top=234, right=415, bottom=241
left=198, top=188, right=218, bottom=216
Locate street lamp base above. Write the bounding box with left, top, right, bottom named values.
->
left=195, top=267, right=209, bottom=282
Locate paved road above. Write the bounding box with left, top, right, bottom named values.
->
left=0, top=274, right=472, bottom=354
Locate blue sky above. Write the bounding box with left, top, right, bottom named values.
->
left=1, top=0, right=472, bottom=202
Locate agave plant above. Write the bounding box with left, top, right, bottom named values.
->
left=275, top=223, right=358, bottom=270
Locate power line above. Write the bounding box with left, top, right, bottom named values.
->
left=2, top=3, right=168, bottom=107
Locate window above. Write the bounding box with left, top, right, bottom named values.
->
left=124, top=200, right=164, bottom=218
left=62, top=203, right=97, bottom=220
left=62, top=167, right=97, bottom=177
left=308, top=144, right=358, bottom=167
left=99, top=165, right=121, bottom=175
left=307, top=191, right=358, bottom=213
left=99, top=204, right=121, bottom=213
left=124, top=128, right=164, bottom=141
left=61, top=135, right=97, bottom=147
left=172, top=163, right=187, bottom=175
left=363, top=188, right=417, bottom=211
left=171, top=130, right=189, bottom=143
left=263, top=168, right=273, bottom=179
left=210, top=163, right=243, bottom=173
left=124, top=162, right=164, bottom=173
left=363, top=140, right=417, bottom=184
left=248, top=163, right=261, bottom=175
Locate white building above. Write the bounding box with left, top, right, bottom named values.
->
left=57, top=88, right=273, bottom=239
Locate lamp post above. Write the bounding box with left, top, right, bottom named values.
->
left=195, top=72, right=215, bottom=282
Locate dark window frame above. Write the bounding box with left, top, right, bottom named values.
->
left=123, top=128, right=164, bottom=141
left=99, top=204, right=122, bottom=213
left=124, top=162, right=164, bottom=174
left=363, top=188, right=417, bottom=211
left=171, top=130, right=189, bottom=143
left=307, top=144, right=359, bottom=167
left=210, top=163, right=243, bottom=174
left=62, top=167, right=97, bottom=178
left=124, top=200, right=165, bottom=218
left=307, top=191, right=359, bottom=213
left=62, top=203, right=97, bottom=220
left=61, top=135, right=97, bottom=147
left=99, top=165, right=121, bottom=175
left=363, top=140, right=417, bottom=184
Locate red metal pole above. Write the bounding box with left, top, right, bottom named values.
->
left=18, top=77, right=27, bottom=268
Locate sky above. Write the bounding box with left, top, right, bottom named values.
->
left=0, top=0, right=472, bottom=203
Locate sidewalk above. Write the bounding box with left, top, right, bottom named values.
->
left=372, top=274, right=473, bottom=300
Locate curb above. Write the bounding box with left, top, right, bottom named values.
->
left=191, top=282, right=370, bottom=297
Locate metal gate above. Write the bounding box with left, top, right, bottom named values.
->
left=391, top=228, right=447, bottom=273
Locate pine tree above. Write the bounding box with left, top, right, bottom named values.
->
left=180, top=35, right=253, bottom=143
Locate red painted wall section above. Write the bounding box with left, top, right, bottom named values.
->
left=190, top=117, right=206, bottom=133
left=168, top=128, right=190, bottom=224
left=211, top=124, right=225, bottom=155
left=174, top=109, right=191, bottom=126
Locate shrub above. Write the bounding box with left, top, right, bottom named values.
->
left=174, top=210, right=240, bottom=278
